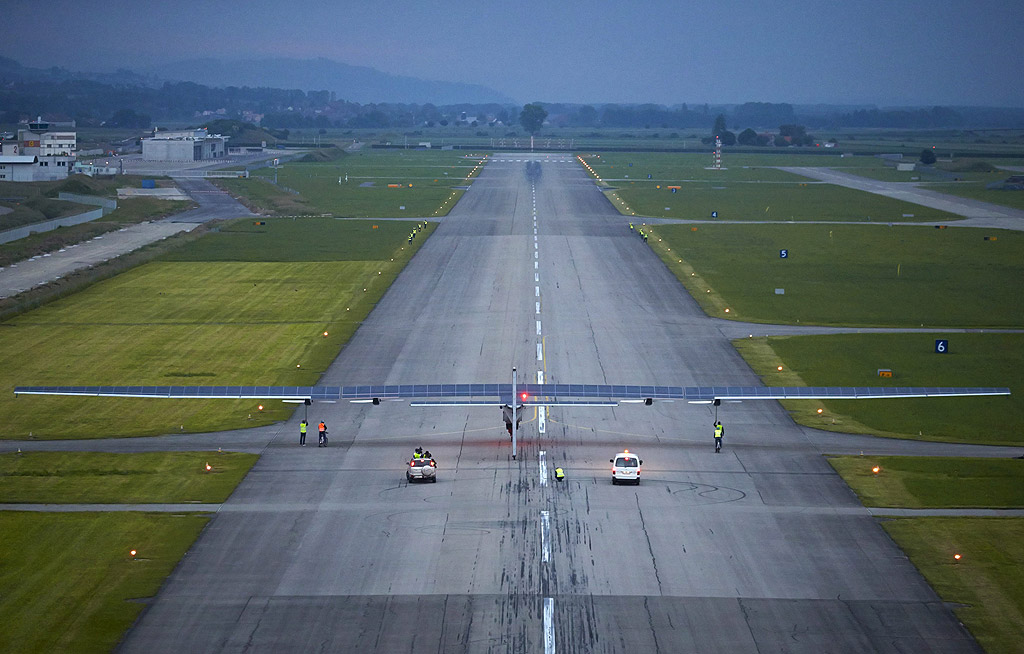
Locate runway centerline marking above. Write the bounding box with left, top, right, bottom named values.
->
left=544, top=597, right=555, bottom=654
left=539, top=451, right=547, bottom=487
left=540, top=510, right=551, bottom=562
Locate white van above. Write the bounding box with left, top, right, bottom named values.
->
left=610, top=450, right=643, bottom=485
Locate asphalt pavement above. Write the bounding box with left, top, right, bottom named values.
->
left=6, top=154, right=1016, bottom=652
left=36, top=154, right=1003, bottom=652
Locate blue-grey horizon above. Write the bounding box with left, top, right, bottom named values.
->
left=2, top=0, right=1022, bottom=107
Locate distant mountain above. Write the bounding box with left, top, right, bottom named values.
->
left=137, top=57, right=516, bottom=105
left=0, top=55, right=160, bottom=87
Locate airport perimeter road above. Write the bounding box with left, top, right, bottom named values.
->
left=780, top=166, right=1024, bottom=230
left=0, top=222, right=199, bottom=300
left=115, top=154, right=989, bottom=653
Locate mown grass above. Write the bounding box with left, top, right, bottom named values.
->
left=643, top=223, right=1024, bottom=327
left=0, top=451, right=258, bottom=503
left=0, top=511, right=209, bottom=654
left=828, top=456, right=1024, bottom=508
left=734, top=333, right=1023, bottom=446
left=882, top=518, right=1024, bottom=654
left=0, top=217, right=433, bottom=438
left=217, top=150, right=485, bottom=218
left=581, top=152, right=964, bottom=222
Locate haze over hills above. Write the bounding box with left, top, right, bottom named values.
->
left=136, top=57, right=517, bottom=105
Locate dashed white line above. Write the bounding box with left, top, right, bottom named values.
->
left=540, top=511, right=551, bottom=562
left=536, top=320, right=542, bottom=335
left=537, top=370, right=544, bottom=384
left=537, top=342, right=543, bottom=361
left=539, top=451, right=548, bottom=487
left=538, top=406, right=546, bottom=434
left=544, top=598, right=555, bottom=654
left=534, top=261, right=538, bottom=269
left=535, top=286, right=540, bottom=297
left=536, top=301, right=541, bottom=314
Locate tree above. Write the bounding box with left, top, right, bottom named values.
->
left=519, top=103, right=547, bottom=135
left=920, top=148, right=937, bottom=165
left=737, top=128, right=758, bottom=146
left=108, top=108, right=151, bottom=128
left=712, top=114, right=727, bottom=138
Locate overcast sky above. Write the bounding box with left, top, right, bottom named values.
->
left=3, top=0, right=1022, bottom=106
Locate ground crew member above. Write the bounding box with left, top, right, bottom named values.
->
left=554, top=467, right=565, bottom=482
left=714, top=421, right=724, bottom=453
left=629, top=223, right=634, bottom=232
left=299, top=419, right=308, bottom=446
left=414, top=447, right=423, bottom=459
left=318, top=421, right=327, bottom=447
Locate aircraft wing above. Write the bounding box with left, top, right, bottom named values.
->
left=13, top=383, right=1011, bottom=404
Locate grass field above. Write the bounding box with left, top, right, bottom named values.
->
left=828, top=456, right=1024, bottom=508
left=0, top=451, right=258, bottom=503
left=0, top=217, right=433, bottom=438
left=217, top=150, right=485, bottom=218
left=644, top=223, right=1024, bottom=327
left=579, top=152, right=965, bottom=222
left=735, top=333, right=1023, bottom=445
left=0, top=511, right=210, bottom=654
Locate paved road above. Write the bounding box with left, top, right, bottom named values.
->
left=0, top=222, right=199, bottom=299
left=0, top=174, right=254, bottom=299
left=779, top=166, right=1024, bottom=230
left=30, top=154, right=998, bottom=653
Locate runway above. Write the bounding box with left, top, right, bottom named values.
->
left=108, top=154, right=992, bottom=652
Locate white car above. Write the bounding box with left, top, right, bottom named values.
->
left=407, top=457, right=437, bottom=483
left=610, top=450, right=643, bottom=485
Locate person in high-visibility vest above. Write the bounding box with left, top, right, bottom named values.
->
left=714, top=421, right=724, bottom=453
left=554, top=467, right=565, bottom=482
left=318, top=421, right=327, bottom=447
left=299, top=419, right=308, bottom=446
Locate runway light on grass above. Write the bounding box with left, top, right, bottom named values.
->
left=817, top=408, right=824, bottom=414
left=872, top=466, right=880, bottom=474
left=258, top=405, right=264, bottom=411
left=205, top=462, right=212, bottom=472
left=323, top=331, right=329, bottom=337
left=724, top=308, right=730, bottom=313
left=954, top=553, right=962, bottom=561
left=777, top=366, right=783, bottom=371
left=130, top=549, right=137, bottom=558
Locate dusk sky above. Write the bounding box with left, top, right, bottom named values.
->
left=4, top=0, right=1023, bottom=106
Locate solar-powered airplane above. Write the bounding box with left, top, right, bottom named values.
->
left=14, top=367, right=1011, bottom=458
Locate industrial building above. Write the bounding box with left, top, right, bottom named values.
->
left=142, top=128, right=229, bottom=161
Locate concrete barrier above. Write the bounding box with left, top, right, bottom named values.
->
left=58, top=192, right=118, bottom=215
left=0, top=207, right=106, bottom=245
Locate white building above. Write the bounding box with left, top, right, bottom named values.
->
left=1, top=119, right=78, bottom=181
left=0, top=155, right=41, bottom=181
left=142, top=128, right=229, bottom=161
